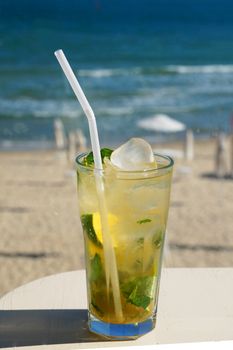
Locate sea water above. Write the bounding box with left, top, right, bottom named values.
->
left=0, top=0, right=233, bottom=149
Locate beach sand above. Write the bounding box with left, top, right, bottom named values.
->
left=0, top=137, right=233, bottom=296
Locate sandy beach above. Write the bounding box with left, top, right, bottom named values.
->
left=0, top=137, right=233, bottom=296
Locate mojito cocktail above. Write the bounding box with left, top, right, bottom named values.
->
left=76, top=140, right=173, bottom=339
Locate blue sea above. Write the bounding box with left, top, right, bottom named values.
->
left=1, top=0, right=233, bottom=149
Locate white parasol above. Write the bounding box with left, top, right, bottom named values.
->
left=138, top=114, right=194, bottom=160
left=137, top=114, right=186, bottom=133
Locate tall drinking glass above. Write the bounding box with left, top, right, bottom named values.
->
left=76, top=153, right=173, bottom=339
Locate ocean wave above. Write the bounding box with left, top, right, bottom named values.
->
left=0, top=98, right=135, bottom=119
left=78, top=67, right=141, bottom=78
left=77, top=64, right=233, bottom=78
left=96, top=106, right=135, bottom=116
left=165, top=65, right=233, bottom=74
left=0, top=98, right=83, bottom=119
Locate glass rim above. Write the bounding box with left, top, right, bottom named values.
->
left=76, top=152, right=174, bottom=174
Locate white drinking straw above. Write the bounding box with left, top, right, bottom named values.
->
left=54, top=49, right=123, bottom=321
left=54, top=49, right=102, bottom=170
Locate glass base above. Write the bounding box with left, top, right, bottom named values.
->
left=89, top=313, right=156, bottom=340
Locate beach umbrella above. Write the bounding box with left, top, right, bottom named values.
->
left=138, top=114, right=194, bottom=160
left=137, top=114, right=186, bottom=133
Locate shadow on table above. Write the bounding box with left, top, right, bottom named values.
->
left=0, top=309, right=111, bottom=347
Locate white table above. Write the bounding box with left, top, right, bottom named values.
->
left=0, top=268, right=233, bottom=349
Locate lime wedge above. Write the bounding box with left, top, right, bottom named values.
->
left=93, top=212, right=118, bottom=246
left=81, top=212, right=118, bottom=247
left=81, top=214, right=102, bottom=247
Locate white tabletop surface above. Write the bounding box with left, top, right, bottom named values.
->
left=0, top=268, right=233, bottom=349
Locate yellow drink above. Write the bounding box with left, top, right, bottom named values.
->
left=76, top=152, right=173, bottom=338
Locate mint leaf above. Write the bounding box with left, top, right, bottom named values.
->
left=100, top=148, right=113, bottom=161
left=152, top=229, right=164, bottom=248
left=81, top=214, right=102, bottom=247
left=135, top=259, right=142, bottom=267
left=121, top=279, right=136, bottom=297
left=137, top=219, right=152, bottom=224
left=121, top=276, right=155, bottom=309
left=83, top=152, right=94, bottom=166
left=137, top=237, right=144, bottom=245
left=129, top=289, right=151, bottom=310
left=83, top=148, right=113, bottom=166
left=90, top=253, right=103, bottom=282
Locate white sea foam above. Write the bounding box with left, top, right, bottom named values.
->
left=79, top=65, right=233, bottom=77
left=0, top=98, right=83, bottom=119
left=97, top=106, right=135, bottom=116
left=166, top=65, right=233, bottom=74
left=78, top=67, right=141, bottom=78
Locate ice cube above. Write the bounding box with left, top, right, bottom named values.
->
left=110, top=138, right=155, bottom=171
